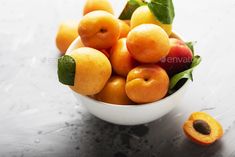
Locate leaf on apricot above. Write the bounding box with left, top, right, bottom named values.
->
left=169, top=55, right=201, bottom=90
left=148, top=0, right=175, bottom=24
left=119, top=0, right=145, bottom=20
left=185, top=41, right=196, bottom=55
left=58, top=55, right=76, bottom=86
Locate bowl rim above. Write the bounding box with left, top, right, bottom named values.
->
left=67, top=32, right=190, bottom=108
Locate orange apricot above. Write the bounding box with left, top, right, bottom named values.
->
left=183, top=112, right=224, bottom=146
left=118, top=20, right=131, bottom=38
left=125, top=65, right=169, bottom=103
left=100, top=49, right=110, bottom=58
left=72, top=36, right=84, bottom=51
left=126, top=24, right=170, bottom=63
left=110, top=38, right=137, bottom=77
left=83, top=0, right=113, bottom=15
left=78, top=11, right=120, bottom=50
left=123, top=20, right=130, bottom=26
left=72, top=37, right=109, bottom=58
left=56, top=20, right=79, bottom=54
left=95, top=76, right=133, bottom=105
left=69, top=47, right=112, bottom=95
left=130, top=6, right=172, bottom=36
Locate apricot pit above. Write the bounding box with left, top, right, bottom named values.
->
left=193, top=120, right=211, bottom=135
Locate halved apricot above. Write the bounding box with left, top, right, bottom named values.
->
left=183, top=112, right=223, bottom=146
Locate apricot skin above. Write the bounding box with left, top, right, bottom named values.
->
left=78, top=11, right=120, bottom=50
left=83, top=0, right=113, bottom=15
left=56, top=20, right=78, bottom=54
left=118, top=20, right=131, bottom=38
left=95, top=76, right=133, bottom=105
left=72, top=36, right=84, bottom=51
left=131, top=6, right=172, bottom=36
left=125, top=65, right=169, bottom=103
left=110, top=38, right=138, bottom=77
left=159, top=38, right=193, bottom=76
left=126, top=24, right=170, bottom=63
left=69, top=47, right=112, bottom=95
left=100, top=49, right=110, bottom=58
left=183, top=112, right=224, bottom=146
left=123, top=20, right=130, bottom=26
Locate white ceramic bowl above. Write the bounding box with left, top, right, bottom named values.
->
left=66, top=33, right=190, bottom=125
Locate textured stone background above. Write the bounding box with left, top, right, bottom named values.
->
left=0, top=0, right=235, bottom=157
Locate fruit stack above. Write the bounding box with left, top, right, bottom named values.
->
left=57, top=0, right=201, bottom=105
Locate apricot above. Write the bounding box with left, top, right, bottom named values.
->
left=67, top=47, right=111, bottom=95
left=72, top=38, right=109, bottom=58
left=131, top=6, right=172, bottom=36
left=78, top=11, right=120, bottom=50
left=118, top=20, right=131, bottom=38
left=72, top=36, right=84, bottom=50
left=125, top=65, right=169, bottom=103
left=71, top=37, right=110, bottom=58
left=159, top=38, right=193, bottom=76
left=183, top=112, right=223, bottom=146
left=83, top=0, right=113, bottom=15
left=56, top=20, right=79, bottom=54
left=95, top=76, right=133, bottom=105
left=123, top=20, right=130, bottom=26
left=126, top=24, right=170, bottom=63
left=110, top=38, right=138, bottom=77
left=100, top=49, right=110, bottom=58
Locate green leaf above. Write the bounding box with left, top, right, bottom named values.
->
left=185, top=41, right=195, bottom=55
left=58, top=55, right=76, bottom=86
left=119, top=0, right=145, bottom=20
left=169, top=55, right=201, bottom=89
left=148, top=0, right=175, bottom=24
left=190, top=55, right=201, bottom=68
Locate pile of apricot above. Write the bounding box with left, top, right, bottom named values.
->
left=56, top=0, right=194, bottom=105
left=56, top=0, right=224, bottom=146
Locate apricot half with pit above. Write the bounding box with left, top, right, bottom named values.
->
left=183, top=112, right=223, bottom=146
